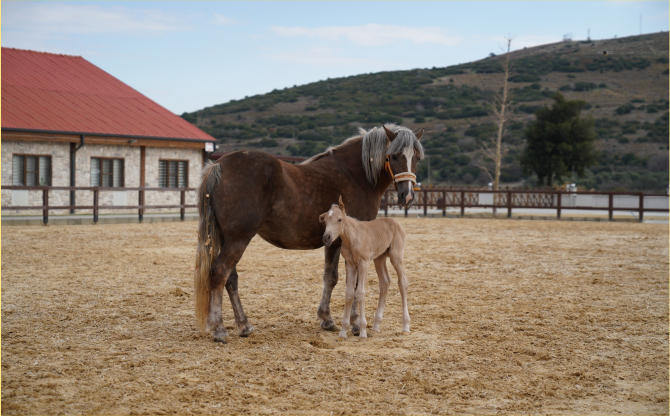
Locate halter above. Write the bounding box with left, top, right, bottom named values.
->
left=385, top=157, right=420, bottom=191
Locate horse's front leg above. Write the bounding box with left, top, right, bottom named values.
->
left=354, top=261, right=370, bottom=339
left=339, top=261, right=357, bottom=339
left=317, top=243, right=341, bottom=331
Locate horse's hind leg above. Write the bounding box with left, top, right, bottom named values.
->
left=225, top=266, right=254, bottom=337
left=372, top=255, right=390, bottom=333
left=208, top=236, right=253, bottom=342
left=317, top=244, right=341, bottom=331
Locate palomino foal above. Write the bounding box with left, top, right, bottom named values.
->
left=320, top=196, right=410, bottom=339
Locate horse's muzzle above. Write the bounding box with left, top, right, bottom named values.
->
left=322, top=233, right=333, bottom=247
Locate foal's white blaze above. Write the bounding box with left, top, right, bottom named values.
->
left=329, top=210, right=333, bottom=217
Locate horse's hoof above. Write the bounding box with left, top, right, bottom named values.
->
left=239, top=325, right=254, bottom=338
left=321, top=320, right=338, bottom=331
left=351, top=325, right=361, bottom=336
left=213, top=329, right=229, bottom=343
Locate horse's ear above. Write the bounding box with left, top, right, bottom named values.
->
left=338, top=195, right=346, bottom=213
left=383, top=125, right=398, bottom=141
left=415, top=128, right=424, bottom=141
left=319, top=212, right=328, bottom=223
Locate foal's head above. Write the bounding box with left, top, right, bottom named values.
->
left=319, top=196, right=347, bottom=247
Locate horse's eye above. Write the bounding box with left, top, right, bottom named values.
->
left=338, top=219, right=342, bottom=222
left=392, top=155, right=398, bottom=161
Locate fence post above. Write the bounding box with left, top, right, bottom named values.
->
left=43, top=188, right=49, bottom=225
left=608, top=193, right=614, bottom=221
left=507, top=190, right=512, bottom=218
left=639, top=192, right=644, bottom=222
left=384, top=191, right=388, bottom=217
left=442, top=191, right=446, bottom=217
left=423, top=190, right=428, bottom=216
left=139, top=187, right=144, bottom=223
left=556, top=192, right=562, bottom=220
left=460, top=190, right=465, bottom=218
left=180, top=188, right=186, bottom=221
left=93, top=188, right=99, bottom=224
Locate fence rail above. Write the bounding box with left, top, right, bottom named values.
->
left=381, top=188, right=669, bottom=222
left=2, top=186, right=668, bottom=225
left=1, top=185, right=196, bottom=224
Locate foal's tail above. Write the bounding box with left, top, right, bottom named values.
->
left=194, top=161, right=223, bottom=332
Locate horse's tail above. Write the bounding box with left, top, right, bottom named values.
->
left=194, top=161, right=223, bottom=332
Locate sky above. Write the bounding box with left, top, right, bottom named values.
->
left=3, top=1, right=668, bottom=115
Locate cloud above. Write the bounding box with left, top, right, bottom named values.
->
left=271, top=24, right=461, bottom=47
left=212, top=13, right=237, bottom=26
left=269, top=47, right=393, bottom=66
left=3, top=3, right=187, bottom=35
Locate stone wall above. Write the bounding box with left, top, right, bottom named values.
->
left=2, top=140, right=203, bottom=217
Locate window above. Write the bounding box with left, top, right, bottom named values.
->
left=159, top=160, right=188, bottom=187
left=13, top=155, right=51, bottom=186
left=91, top=158, right=124, bottom=187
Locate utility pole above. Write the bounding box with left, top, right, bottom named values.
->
left=587, top=28, right=590, bottom=41
left=640, top=15, right=642, bottom=35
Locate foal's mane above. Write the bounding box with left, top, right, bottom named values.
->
left=302, top=123, right=424, bottom=186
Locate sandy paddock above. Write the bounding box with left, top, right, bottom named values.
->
left=1, top=218, right=668, bottom=415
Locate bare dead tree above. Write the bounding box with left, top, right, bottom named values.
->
left=474, top=37, right=513, bottom=212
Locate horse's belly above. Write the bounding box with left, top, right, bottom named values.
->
left=257, top=224, right=323, bottom=250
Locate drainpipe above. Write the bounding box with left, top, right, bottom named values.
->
left=70, top=134, right=85, bottom=214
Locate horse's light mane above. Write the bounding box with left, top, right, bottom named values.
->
left=302, top=123, right=424, bottom=186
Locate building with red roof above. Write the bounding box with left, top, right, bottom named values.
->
left=2, top=47, right=217, bottom=217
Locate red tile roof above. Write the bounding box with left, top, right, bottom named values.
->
left=1, top=48, right=215, bottom=142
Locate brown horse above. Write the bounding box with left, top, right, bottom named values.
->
left=194, top=124, right=424, bottom=342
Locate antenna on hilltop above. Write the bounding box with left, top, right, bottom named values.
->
left=639, top=14, right=642, bottom=35
left=587, top=28, right=590, bottom=41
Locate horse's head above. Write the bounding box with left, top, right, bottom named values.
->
left=383, top=125, right=424, bottom=208
left=319, top=196, right=346, bottom=247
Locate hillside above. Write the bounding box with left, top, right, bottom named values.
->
left=182, top=32, right=669, bottom=192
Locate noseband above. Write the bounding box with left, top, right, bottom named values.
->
left=385, top=157, right=420, bottom=192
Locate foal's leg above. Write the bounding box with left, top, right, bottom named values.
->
left=372, top=255, right=390, bottom=333
left=208, top=236, right=253, bottom=343
left=317, top=244, right=341, bottom=331
left=339, top=262, right=357, bottom=339
left=354, top=261, right=370, bottom=339
left=389, top=252, right=410, bottom=334
left=225, top=266, right=254, bottom=337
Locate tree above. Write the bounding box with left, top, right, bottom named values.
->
left=520, top=93, right=597, bottom=187
left=474, top=37, right=513, bottom=211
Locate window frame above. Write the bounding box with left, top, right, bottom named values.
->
left=158, top=159, right=189, bottom=188
left=90, top=157, right=125, bottom=188
left=12, top=154, right=53, bottom=186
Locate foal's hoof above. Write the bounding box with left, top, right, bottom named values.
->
left=351, top=325, right=361, bottom=336
left=238, top=325, right=254, bottom=338
left=320, top=320, right=338, bottom=331
left=213, top=329, right=229, bottom=343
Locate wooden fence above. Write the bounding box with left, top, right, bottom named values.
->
left=1, top=185, right=195, bottom=224
left=381, top=188, right=669, bottom=222
left=2, top=186, right=668, bottom=225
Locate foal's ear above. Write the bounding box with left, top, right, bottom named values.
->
left=383, top=125, right=398, bottom=141
left=415, top=128, right=424, bottom=141
left=319, top=212, right=328, bottom=223
left=338, top=195, right=346, bottom=213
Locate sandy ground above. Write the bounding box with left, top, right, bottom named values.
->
left=2, top=218, right=668, bottom=415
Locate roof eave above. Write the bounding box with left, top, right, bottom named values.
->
left=1, top=127, right=217, bottom=143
